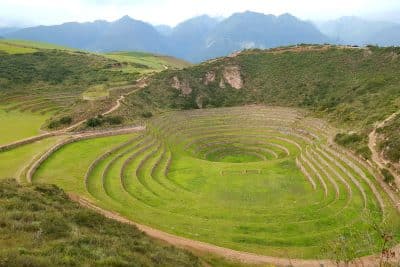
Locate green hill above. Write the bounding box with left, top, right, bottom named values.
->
left=122, top=44, right=400, bottom=164
left=0, top=179, right=201, bottom=267
left=0, top=39, right=76, bottom=53
left=104, top=51, right=191, bottom=74
left=0, top=40, right=189, bottom=136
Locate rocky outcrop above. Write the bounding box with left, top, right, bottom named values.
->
left=203, top=71, right=216, bottom=85
left=171, top=76, right=192, bottom=95
left=222, top=66, right=243, bottom=89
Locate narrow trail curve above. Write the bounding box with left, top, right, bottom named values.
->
left=368, top=110, right=400, bottom=188
left=68, top=193, right=400, bottom=267
left=0, top=84, right=145, bottom=152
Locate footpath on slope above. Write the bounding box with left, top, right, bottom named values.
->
left=0, top=82, right=146, bottom=152
left=368, top=111, right=400, bottom=189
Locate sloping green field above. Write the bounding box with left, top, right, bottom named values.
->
left=104, top=51, right=190, bottom=74
left=0, top=106, right=52, bottom=145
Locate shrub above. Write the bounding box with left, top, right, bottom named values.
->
left=41, top=215, right=71, bottom=238
left=356, top=146, right=372, bottom=160
left=105, top=116, right=123, bottom=125
left=141, top=111, right=153, bottom=118
left=48, top=120, right=60, bottom=129
left=335, top=133, right=362, bottom=146
left=48, top=116, right=72, bottom=129
left=86, top=117, right=102, bottom=127
left=59, top=116, right=72, bottom=125
left=381, top=168, right=395, bottom=183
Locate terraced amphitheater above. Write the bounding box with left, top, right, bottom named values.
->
left=27, top=105, right=400, bottom=263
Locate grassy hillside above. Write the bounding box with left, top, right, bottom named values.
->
left=0, top=39, right=75, bottom=52
left=122, top=45, right=400, bottom=161
left=376, top=114, right=400, bottom=165
left=0, top=179, right=201, bottom=267
left=0, top=40, right=189, bottom=133
left=104, top=51, right=191, bottom=74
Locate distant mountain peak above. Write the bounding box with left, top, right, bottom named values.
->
left=115, top=15, right=135, bottom=23
left=278, top=13, right=297, bottom=19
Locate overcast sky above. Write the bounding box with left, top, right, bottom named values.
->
left=1, top=0, right=400, bottom=27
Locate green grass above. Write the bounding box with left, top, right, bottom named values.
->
left=0, top=41, right=37, bottom=54
left=0, top=179, right=201, bottom=267
left=82, top=84, right=110, bottom=101
left=0, top=136, right=63, bottom=180
left=0, top=106, right=52, bottom=145
left=104, top=51, right=190, bottom=74
left=33, top=106, right=400, bottom=259
left=0, top=39, right=74, bottom=51
left=33, top=134, right=138, bottom=196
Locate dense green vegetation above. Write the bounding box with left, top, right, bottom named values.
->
left=123, top=45, right=400, bottom=160
left=376, top=113, right=400, bottom=163
left=0, top=179, right=201, bottom=267
left=334, top=132, right=371, bottom=160
left=33, top=106, right=400, bottom=259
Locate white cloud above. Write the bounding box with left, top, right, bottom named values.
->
left=0, top=0, right=399, bottom=27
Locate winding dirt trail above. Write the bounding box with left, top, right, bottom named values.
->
left=368, top=111, right=400, bottom=188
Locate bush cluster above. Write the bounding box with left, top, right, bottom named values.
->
left=86, top=115, right=123, bottom=128
left=141, top=111, right=153, bottom=118
left=48, top=116, right=72, bottom=129
left=381, top=168, right=395, bottom=183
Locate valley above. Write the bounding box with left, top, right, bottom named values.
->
left=1, top=38, right=400, bottom=266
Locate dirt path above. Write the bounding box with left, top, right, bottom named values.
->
left=368, top=111, right=400, bottom=188
left=68, top=193, right=400, bottom=267
left=0, top=85, right=144, bottom=152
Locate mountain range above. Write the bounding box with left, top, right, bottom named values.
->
left=3, top=12, right=400, bottom=62
left=3, top=12, right=327, bottom=62
left=316, top=16, right=400, bottom=46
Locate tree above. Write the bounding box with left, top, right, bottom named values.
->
left=362, top=210, right=397, bottom=267
left=324, top=229, right=362, bottom=266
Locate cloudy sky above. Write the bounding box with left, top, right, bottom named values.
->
left=1, top=0, right=400, bottom=27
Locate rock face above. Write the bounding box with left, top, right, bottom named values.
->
left=203, top=71, right=216, bottom=85
left=222, top=66, right=243, bottom=89
left=171, top=76, right=192, bottom=95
